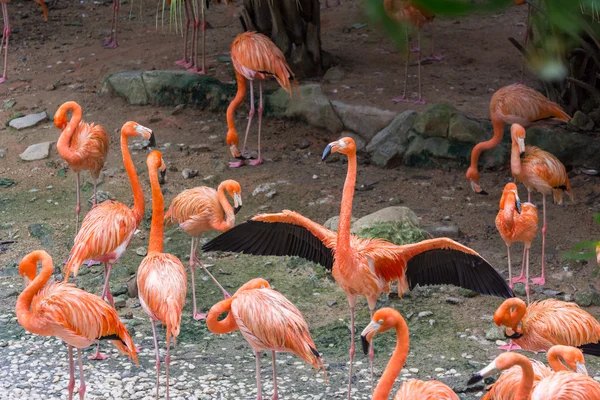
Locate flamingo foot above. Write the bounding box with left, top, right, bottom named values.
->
left=410, top=46, right=421, bottom=53
left=0, top=77, right=5, bottom=84
left=511, top=275, right=527, bottom=284
left=498, top=341, right=522, bottom=351
left=229, top=160, right=246, bottom=168
left=424, top=54, right=444, bottom=62
left=85, top=260, right=101, bottom=267
left=531, top=277, right=545, bottom=286
left=193, top=312, right=207, bottom=321
left=102, top=39, right=118, bottom=49
left=175, top=59, right=188, bottom=66
left=187, top=66, right=207, bottom=75
left=88, top=351, right=109, bottom=360
left=135, top=346, right=141, bottom=353
left=392, top=96, right=425, bottom=104
left=248, top=158, right=263, bottom=166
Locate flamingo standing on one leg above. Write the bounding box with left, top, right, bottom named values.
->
left=226, top=31, right=296, bottom=168
left=465, top=83, right=570, bottom=195
left=495, top=182, right=538, bottom=302
left=203, top=138, right=513, bottom=399
left=16, top=250, right=138, bottom=399
left=54, top=101, right=110, bottom=231
left=103, top=0, right=120, bottom=48
left=206, top=278, right=327, bottom=400
left=0, top=0, right=47, bottom=83
left=165, top=180, right=242, bottom=320
left=63, top=121, right=154, bottom=360
left=361, top=308, right=458, bottom=399
left=138, top=150, right=187, bottom=400
left=510, top=123, right=573, bottom=286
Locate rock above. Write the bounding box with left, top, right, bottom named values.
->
left=424, top=225, right=461, bottom=238
left=89, top=190, right=114, bottom=205
left=101, top=70, right=148, bottom=105
left=136, top=247, right=147, bottom=257
left=570, top=111, right=594, bottom=131
left=113, top=286, right=128, bottom=296
left=323, top=215, right=358, bottom=232
left=412, top=104, right=456, bottom=138
left=575, top=291, right=593, bottom=307
left=331, top=101, right=396, bottom=141
left=265, top=190, right=277, bottom=199
left=526, top=126, right=600, bottom=170
left=458, top=288, right=479, bottom=298
left=402, top=135, right=428, bottom=167
left=485, top=327, right=505, bottom=341
left=213, top=160, right=227, bottom=172
left=299, top=138, right=311, bottom=149
left=28, top=223, right=54, bottom=246
left=9, top=112, right=48, bottom=130
left=182, top=168, right=199, bottom=179
left=171, top=104, right=185, bottom=115
left=366, top=111, right=417, bottom=167
left=418, top=311, right=433, bottom=318
left=126, top=275, right=138, bottom=298
left=352, top=206, right=420, bottom=234
left=323, top=66, right=345, bottom=83
left=448, top=113, right=491, bottom=144
left=19, top=142, right=51, bottom=161
left=113, top=296, right=127, bottom=308
left=189, top=144, right=211, bottom=152
left=327, top=300, right=337, bottom=307
left=267, top=84, right=343, bottom=133
left=513, top=283, right=527, bottom=297
left=591, top=290, right=600, bottom=306
left=445, top=297, right=461, bottom=305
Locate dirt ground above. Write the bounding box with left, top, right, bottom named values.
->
left=1, top=0, right=600, bottom=399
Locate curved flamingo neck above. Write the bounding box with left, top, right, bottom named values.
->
left=337, top=151, right=357, bottom=253
left=501, top=194, right=516, bottom=231
left=121, top=132, right=145, bottom=225
left=373, top=317, right=410, bottom=400
left=226, top=71, right=248, bottom=147
left=469, top=118, right=505, bottom=175
left=15, top=251, right=54, bottom=335
left=206, top=298, right=237, bottom=334
left=506, top=299, right=527, bottom=332
left=214, top=184, right=235, bottom=231
left=56, top=102, right=82, bottom=165
left=147, top=164, right=164, bottom=254
left=547, top=348, right=576, bottom=372
left=510, top=138, right=522, bottom=177
left=513, top=356, right=535, bottom=400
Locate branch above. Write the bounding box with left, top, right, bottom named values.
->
left=567, top=76, right=600, bottom=100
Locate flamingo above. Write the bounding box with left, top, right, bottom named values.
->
left=361, top=307, right=458, bottom=400
left=165, top=180, right=242, bottom=320
left=137, top=150, right=187, bottom=400
left=203, top=137, right=513, bottom=399
left=510, top=123, right=573, bottom=286
left=469, top=352, right=600, bottom=400
left=493, top=297, right=600, bottom=354
left=103, top=0, right=120, bottom=48
left=226, top=31, right=296, bottom=168
left=206, top=278, right=327, bottom=400
left=495, top=182, right=538, bottom=302
left=16, top=250, right=138, bottom=400
left=465, top=83, right=570, bottom=195
left=55, top=101, right=110, bottom=231
left=0, top=0, right=47, bottom=83
left=481, top=345, right=587, bottom=400
left=63, top=121, right=154, bottom=360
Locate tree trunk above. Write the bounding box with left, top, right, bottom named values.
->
left=238, top=0, right=331, bottom=78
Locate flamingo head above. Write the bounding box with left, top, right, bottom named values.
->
left=54, top=112, right=68, bottom=130
left=500, top=182, right=522, bottom=214
left=494, top=298, right=525, bottom=335
left=510, top=124, right=526, bottom=156
left=552, top=345, right=587, bottom=374
left=360, top=308, right=402, bottom=355
left=122, top=122, right=156, bottom=147
left=220, top=180, right=242, bottom=215
left=226, top=129, right=245, bottom=160
left=322, top=137, right=356, bottom=161
left=234, top=278, right=270, bottom=296
left=147, top=150, right=167, bottom=183
left=466, top=167, right=488, bottom=195
left=18, top=251, right=52, bottom=286
left=469, top=353, right=527, bottom=386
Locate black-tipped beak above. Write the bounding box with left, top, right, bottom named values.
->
left=159, top=169, right=167, bottom=184
left=467, top=373, right=483, bottom=386
left=360, top=335, right=370, bottom=355
left=322, top=144, right=332, bottom=161
left=520, top=151, right=525, bottom=158
left=504, top=331, right=523, bottom=340
left=149, top=133, right=157, bottom=148
left=236, top=154, right=247, bottom=161
left=234, top=205, right=242, bottom=215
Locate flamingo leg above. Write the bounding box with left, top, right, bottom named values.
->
left=520, top=4, right=532, bottom=83
left=415, top=30, right=424, bottom=104
left=175, top=0, right=191, bottom=66
left=88, top=340, right=109, bottom=361
left=229, top=80, right=254, bottom=168
left=77, top=349, right=86, bottom=399
left=101, top=262, right=115, bottom=306
left=392, top=28, right=410, bottom=103
left=271, top=351, right=278, bottom=400
left=93, top=177, right=98, bottom=207
left=103, top=0, right=119, bottom=48
left=152, top=320, right=161, bottom=399
left=525, top=245, right=531, bottom=304
left=67, top=345, right=76, bottom=400
left=346, top=295, right=357, bottom=400
left=512, top=243, right=527, bottom=284
left=189, top=237, right=207, bottom=320
left=368, top=305, right=375, bottom=394
left=192, top=234, right=231, bottom=300
left=531, top=194, right=546, bottom=285
left=506, top=244, right=513, bottom=289
left=527, top=188, right=532, bottom=203
left=187, top=0, right=202, bottom=73
left=255, top=351, right=263, bottom=400
left=75, top=172, right=81, bottom=232
left=0, top=3, right=9, bottom=84
left=200, top=1, right=207, bottom=74
left=166, top=334, right=172, bottom=400
left=498, top=341, right=522, bottom=351
left=424, top=23, right=443, bottom=61
left=249, top=80, right=263, bottom=166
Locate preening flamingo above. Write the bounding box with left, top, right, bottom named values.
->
left=465, top=83, right=570, bottom=194
left=226, top=31, right=296, bottom=168
left=469, top=352, right=600, bottom=400
left=16, top=250, right=138, bottom=400
left=510, top=123, right=573, bottom=286
left=493, top=297, right=600, bottom=354
left=481, top=345, right=587, bottom=400
left=0, top=0, right=47, bottom=83
left=137, top=150, right=187, bottom=400
left=63, top=121, right=154, bottom=359
left=165, top=180, right=242, bottom=319
left=495, top=182, right=538, bottom=302
left=361, top=308, right=458, bottom=400
left=55, top=101, right=110, bottom=231
left=206, top=278, right=326, bottom=400
left=203, top=138, right=513, bottom=399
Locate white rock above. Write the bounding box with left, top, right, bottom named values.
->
left=9, top=112, right=48, bottom=130
left=20, top=142, right=51, bottom=161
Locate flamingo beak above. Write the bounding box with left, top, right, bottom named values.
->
left=470, top=180, right=489, bottom=196
left=159, top=168, right=167, bottom=184
left=576, top=361, right=588, bottom=375
left=233, top=193, right=242, bottom=215
left=230, top=144, right=245, bottom=160
left=322, top=144, right=333, bottom=161
left=149, top=133, right=157, bottom=148
left=513, top=190, right=522, bottom=214
left=517, top=138, right=525, bottom=156
left=468, top=360, right=498, bottom=385
left=360, top=321, right=380, bottom=355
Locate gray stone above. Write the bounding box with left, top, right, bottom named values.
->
left=28, top=223, right=53, bottom=247
left=331, top=101, right=396, bottom=141
left=9, top=112, right=48, bottom=130
left=323, top=66, right=345, bottom=82
left=136, top=247, right=147, bottom=257
left=189, top=144, right=211, bottom=153
left=485, top=326, right=505, bottom=341
left=127, top=276, right=138, bottom=298
left=367, top=111, right=417, bottom=167
left=267, top=84, right=343, bottom=133
left=412, top=103, right=456, bottom=138
left=458, top=288, right=479, bottom=298
left=570, top=111, right=594, bottom=131
left=424, top=225, right=461, bottom=238
left=445, top=297, right=461, bottom=305
left=113, top=295, right=127, bottom=308
left=575, top=291, right=593, bottom=307
left=448, top=113, right=490, bottom=144
left=101, top=70, right=148, bottom=105
left=352, top=206, right=420, bottom=234
left=323, top=215, right=358, bottom=232
left=526, top=126, right=600, bottom=169
left=403, top=135, right=428, bottom=167
left=513, top=283, right=527, bottom=297
left=19, top=142, right=51, bottom=161
left=182, top=168, right=199, bottom=179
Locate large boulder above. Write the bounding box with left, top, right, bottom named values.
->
left=412, top=103, right=456, bottom=138
left=526, top=126, right=600, bottom=169
left=367, top=111, right=417, bottom=167
left=331, top=101, right=396, bottom=141
left=323, top=215, right=358, bottom=232
left=448, top=113, right=491, bottom=144
left=100, top=71, right=148, bottom=105
left=351, top=206, right=420, bottom=234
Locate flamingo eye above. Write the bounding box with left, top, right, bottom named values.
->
left=378, top=319, right=384, bottom=324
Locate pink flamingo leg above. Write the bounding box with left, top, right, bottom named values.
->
left=151, top=320, right=161, bottom=399
left=525, top=245, right=531, bottom=304
left=368, top=305, right=375, bottom=394
left=67, top=345, right=76, bottom=400
left=175, top=0, right=191, bottom=66
left=512, top=243, right=527, bottom=284
left=0, top=3, right=9, bottom=84
left=88, top=340, right=109, bottom=360
left=93, top=177, right=98, bottom=207
left=230, top=80, right=254, bottom=168
left=192, top=235, right=231, bottom=299
left=531, top=194, right=546, bottom=285
left=75, top=172, right=81, bottom=232
left=498, top=341, right=522, bottom=351
left=424, top=23, right=443, bottom=61
left=249, top=81, right=264, bottom=166
left=255, top=351, right=263, bottom=400
left=271, top=351, right=278, bottom=400
left=393, top=29, right=425, bottom=104
left=527, top=188, right=532, bottom=203
left=189, top=237, right=208, bottom=320
left=506, top=245, right=513, bottom=289
left=76, top=348, right=86, bottom=399
left=102, top=0, right=119, bottom=48
left=392, top=28, right=410, bottom=103
left=89, top=263, right=111, bottom=360
left=346, top=295, right=357, bottom=400
left=166, top=334, right=172, bottom=400
left=101, top=262, right=115, bottom=306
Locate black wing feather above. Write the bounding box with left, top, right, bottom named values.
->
left=579, top=342, right=600, bottom=357
left=202, top=220, right=334, bottom=270
left=404, top=248, right=515, bottom=299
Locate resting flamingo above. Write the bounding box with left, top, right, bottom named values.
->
left=0, top=0, right=47, bottom=83
left=361, top=308, right=458, bottom=399
left=206, top=278, right=326, bottom=400
left=55, top=101, right=110, bottom=231
left=481, top=345, right=587, bottom=400
left=469, top=352, right=600, bottom=400
left=63, top=121, right=154, bottom=360
left=510, top=123, right=573, bottom=286
left=495, top=182, right=538, bottom=302
left=203, top=137, right=513, bottom=399
left=493, top=297, right=600, bottom=354
left=465, top=84, right=570, bottom=195
left=16, top=250, right=138, bottom=399
left=165, top=180, right=242, bottom=319
left=137, top=150, right=187, bottom=400
left=226, top=31, right=296, bottom=168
